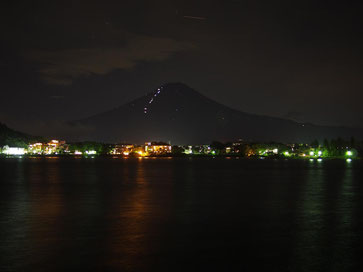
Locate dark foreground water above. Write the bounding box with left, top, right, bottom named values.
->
left=0, top=157, right=363, bottom=272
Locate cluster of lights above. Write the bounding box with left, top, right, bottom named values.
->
left=184, top=146, right=193, bottom=155
left=309, top=150, right=323, bottom=157
left=346, top=150, right=353, bottom=162
left=144, top=87, right=163, bottom=114
left=2, top=147, right=26, bottom=155
left=259, top=149, right=279, bottom=155
left=28, top=140, right=65, bottom=155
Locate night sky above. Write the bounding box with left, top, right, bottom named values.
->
left=1, top=0, right=363, bottom=136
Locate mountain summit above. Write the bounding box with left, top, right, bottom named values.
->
left=76, top=83, right=363, bottom=144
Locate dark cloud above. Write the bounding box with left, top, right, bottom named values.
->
left=27, top=35, right=194, bottom=85
left=1, top=1, right=195, bottom=85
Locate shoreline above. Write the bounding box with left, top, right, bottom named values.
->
left=0, top=154, right=359, bottom=161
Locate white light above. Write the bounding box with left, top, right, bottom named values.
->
left=273, top=148, right=278, bottom=154
left=310, top=151, right=314, bottom=156
left=85, top=150, right=96, bottom=155
left=346, top=158, right=352, bottom=163
left=317, top=158, right=322, bottom=162
left=309, top=159, right=314, bottom=162
left=2, top=147, right=25, bottom=155
left=347, top=151, right=353, bottom=156
left=318, top=151, right=322, bottom=156
left=74, top=151, right=82, bottom=155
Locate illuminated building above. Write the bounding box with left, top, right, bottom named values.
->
left=45, top=140, right=65, bottom=154
left=144, top=142, right=172, bottom=155
left=28, top=143, right=43, bottom=154
left=28, top=140, right=66, bottom=155
left=111, top=144, right=135, bottom=155
left=2, top=146, right=26, bottom=155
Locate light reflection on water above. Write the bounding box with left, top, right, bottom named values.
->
left=0, top=157, right=362, bottom=272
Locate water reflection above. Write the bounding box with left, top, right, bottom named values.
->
left=0, top=159, right=30, bottom=271
left=27, top=159, right=66, bottom=270
left=292, top=161, right=358, bottom=271
left=107, top=160, right=153, bottom=270
left=105, top=159, right=175, bottom=271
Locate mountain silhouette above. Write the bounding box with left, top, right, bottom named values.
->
left=76, top=83, right=363, bottom=144
left=0, top=122, right=41, bottom=146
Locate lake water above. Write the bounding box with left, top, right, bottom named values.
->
left=0, top=157, right=362, bottom=272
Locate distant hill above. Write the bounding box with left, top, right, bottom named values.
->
left=0, top=122, right=41, bottom=147
left=75, top=83, right=363, bottom=144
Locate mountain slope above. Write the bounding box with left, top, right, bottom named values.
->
left=76, top=83, right=363, bottom=144
left=0, top=122, right=41, bottom=147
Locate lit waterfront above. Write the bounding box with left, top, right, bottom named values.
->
left=0, top=138, right=360, bottom=161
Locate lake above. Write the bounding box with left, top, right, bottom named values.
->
left=0, top=157, right=362, bottom=271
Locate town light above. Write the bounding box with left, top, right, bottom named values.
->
left=346, top=151, right=353, bottom=156
left=85, top=150, right=97, bottom=155
left=318, top=151, right=322, bottom=156
left=309, top=151, right=314, bottom=156
left=2, top=147, right=25, bottom=155
left=185, top=149, right=192, bottom=155
left=346, top=158, right=352, bottom=163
